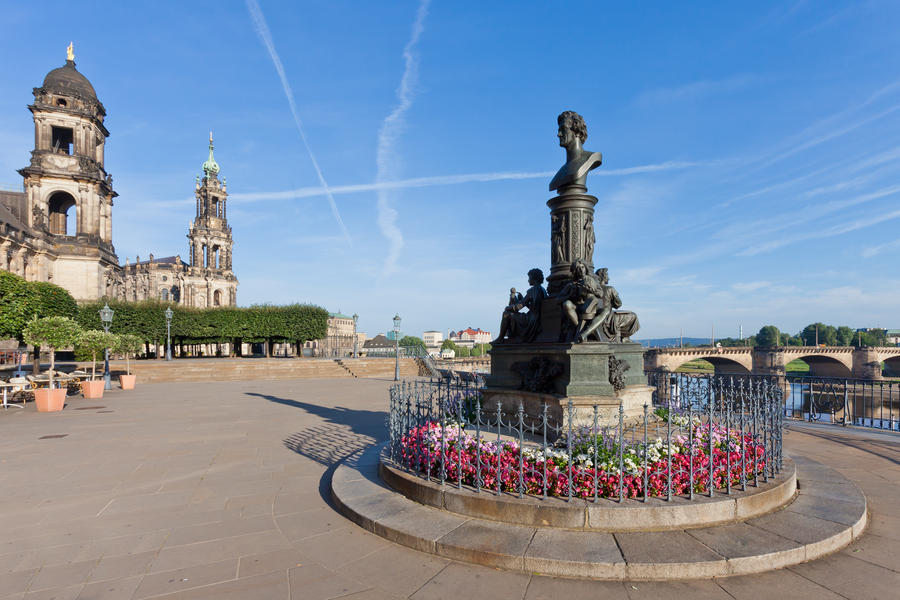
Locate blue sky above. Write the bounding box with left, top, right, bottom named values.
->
left=2, top=1, right=900, bottom=340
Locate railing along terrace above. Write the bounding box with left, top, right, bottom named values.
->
left=652, top=371, right=900, bottom=432
left=784, top=376, right=900, bottom=431
left=387, top=374, right=784, bottom=503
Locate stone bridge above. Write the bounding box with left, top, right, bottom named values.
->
left=644, top=346, right=900, bottom=379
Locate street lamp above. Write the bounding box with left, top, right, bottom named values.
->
left=393, top=314, right=401, bottom=381
left=165, top=307, right=173, bottom=361
left=352, top=313, right=359, bottom=359
left=99, top=303, right=114, bottom=390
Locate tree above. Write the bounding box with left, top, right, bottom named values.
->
left=399, top=336, right=426, bottom=355
left=836, top=326, right=855, bottom=346
left=755, top=325, right=781, bottom=347
left=800, top=323, right=836, bottom=346
left=113, top=333, right=144, bottom=375
left=455, top=345, right=471, bottom=358
left=75, top=329, right=116, bottom=380
left=440, top=339, right=458, bottom=351
left=22, top=316, right=82, bottom=388
left=471, top=343, right=492, bottom=357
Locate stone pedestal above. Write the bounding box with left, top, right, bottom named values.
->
left=485, top=340, right=652, bottom=436
left=488, top=341, right=646, bottom=397
left=546, top=192, right=598, bottom=295
left=481, top=384, right=654, bottom=437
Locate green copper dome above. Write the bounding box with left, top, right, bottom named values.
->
left=202, top=132, right=220, bottom=177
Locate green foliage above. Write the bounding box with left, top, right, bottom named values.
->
left=76, top=300, right=328, bottom=346
left=112, top=333, right=144, bottom=375
left=23, top=316, right=82, bottom=350
left=800, top=323, right=837, bottom=346
left=836, top=326, right=855, bottom=346
left=399, top=336, right=426, bottom=354
left=75, top=329, right=115, bottom=379
left=113, top=333, right=144, bottom=357
left=440, top=339, right=458, bottom=351
left=0, top=272, right=77, bottom=340
left=755, top=325, right=781, bottom=347
left=29, top=281, right=77, bottom=319
left=470, top=343, right=492, bottom=357
left=455, top=345, right=471, bottom=358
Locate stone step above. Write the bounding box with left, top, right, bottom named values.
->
left=331, top=446, right=867, bottom=581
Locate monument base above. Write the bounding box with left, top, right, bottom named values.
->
left=487, top=340, right=646, bottom=397
left=481, top=384, right=654, bottom=437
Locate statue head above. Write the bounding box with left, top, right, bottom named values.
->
left=570, top=259, right=588, bottom=279
left=527, top=268, right=544, bottom=286
left=557, top=111, right=588, bottom=149
left=596, top=267, right=609, bottom=284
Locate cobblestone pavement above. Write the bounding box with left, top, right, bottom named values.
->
left=0, top=378, right=898, bottom=599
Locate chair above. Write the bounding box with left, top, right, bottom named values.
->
left=6, top=376, right=33, bottom=408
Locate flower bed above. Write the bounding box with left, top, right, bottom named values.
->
left=399, top=421, right=767, bottom=499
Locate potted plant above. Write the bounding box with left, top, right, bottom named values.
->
left=22, top=316, right=81, bottom=412
left=114, top=333, right=143, bottom=390
left=75, top=329, right=115, bottom=399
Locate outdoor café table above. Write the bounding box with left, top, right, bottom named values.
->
left=0, top=381, right=23, bottom=410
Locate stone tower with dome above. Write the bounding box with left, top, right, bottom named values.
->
left=0, top=46, right=238, bottom=307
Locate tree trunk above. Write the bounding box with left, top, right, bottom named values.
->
left=32, top=344, right=40, bottom=374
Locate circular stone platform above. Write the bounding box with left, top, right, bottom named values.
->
left=380, top=455, right=797, bottom=532
left=331, top=444, right=867, bottom=580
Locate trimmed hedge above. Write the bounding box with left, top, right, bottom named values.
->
left=0, top=272, right=78, bottom=340
left=76, top=300, right=329, bottom=349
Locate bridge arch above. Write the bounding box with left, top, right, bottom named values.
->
left=786, top=354, right=853, bottom=378
left=882, top=355, right=900, bottom=377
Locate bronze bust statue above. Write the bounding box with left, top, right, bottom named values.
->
left=549, top=111, right=603, bottom=194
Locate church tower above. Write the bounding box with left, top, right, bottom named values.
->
left=17, top=43, right=118, bottom=297
left=185, top=133, right=236, bottom=306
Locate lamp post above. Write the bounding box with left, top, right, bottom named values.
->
left=99, top=303, right=114, bottom=390
left=393, top=314, right=401, bottom=381
left=165, top=307, right=173, bottom=361
left=352, top=313, right=359, bottom=359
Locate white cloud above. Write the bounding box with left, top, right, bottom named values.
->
left=637, top=75, right=759, bottom=106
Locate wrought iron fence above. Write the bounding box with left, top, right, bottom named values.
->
left=783, top=376, right=900, bottom=431
left=387, top=373, right=784, bottom=503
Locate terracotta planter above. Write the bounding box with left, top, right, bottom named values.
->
left=81, top=380, right=105, bottom=399
left=119, top=374, right=136, bottom=390
left=34, top=388, right=66, bottom=412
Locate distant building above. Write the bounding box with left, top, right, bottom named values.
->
left=449, top=327, right=491, bottom=349
left=423, top=330, right=442, bottom=350
left=305, top=311, right=357, bottom=357
left=363, top=334, right=395, bottom=356
left=886, top=330, right=900, bottom=345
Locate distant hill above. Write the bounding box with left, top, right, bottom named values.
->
left=635, top=337, right=712, bottom=348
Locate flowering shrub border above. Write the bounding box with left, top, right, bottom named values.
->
left=399, top=421, right=767, bottom=500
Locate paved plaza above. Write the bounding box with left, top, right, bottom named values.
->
left=0, top=378, right=899, bottom=599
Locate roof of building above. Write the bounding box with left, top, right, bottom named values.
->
left=202, top=133, right=220, bottom=177
left=363, top=334, right=393, bottom=348
left=0, top=193, right=28, bottom=232
left=42, top=60, right=97, bottom=101
left=886, top=329, right=900, bottom=335
left=127, top=255, right=179, bottom=266
left=329, top=312, right=354, bottom=320
left=453, top=327, right=491, bottom=337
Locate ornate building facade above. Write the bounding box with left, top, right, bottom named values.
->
left=0, top=47, right=237, bottom=307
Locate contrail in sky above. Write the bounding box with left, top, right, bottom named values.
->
left=245, top=0, right=351, bottom=245
left=229, top=161, right=708, bottom=202
left=375, top=0, right=430, bottom=275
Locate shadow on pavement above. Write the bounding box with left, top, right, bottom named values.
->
left=245, top=391, right=389, bottom=506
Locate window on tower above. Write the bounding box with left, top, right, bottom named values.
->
left=51, top=126, right=74, bottom=155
